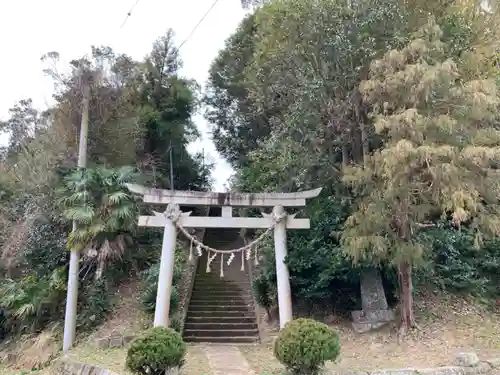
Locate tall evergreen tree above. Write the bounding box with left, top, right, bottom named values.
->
left=342, top=19, right=500, bottom=335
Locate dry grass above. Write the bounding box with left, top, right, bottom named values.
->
left=0, top=327, right=61, bottom=374
left=88, top=279, right=151, bottom=339
left=63, top=344, right=212, bottom=375
left=241, top=294, right=500, bottom=375
left=0, top=278, right=213, bottom=375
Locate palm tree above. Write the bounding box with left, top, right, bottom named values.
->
left=59, top=166, right=139, bottom=280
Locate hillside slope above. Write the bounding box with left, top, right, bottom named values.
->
left=2, top=284, right=500, bottom=375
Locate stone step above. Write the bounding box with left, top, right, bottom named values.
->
left=190, top=290, right=252, bottom=297
left=183, top=335, right=259, bottom=344
left=186, top=316, right=256, bottom=324
left=191, top=289, right=252, bottom=298
left=184, top=322, right=258, bottom=330
left=189, top=301, right=253, bottom=308
left=188, top=304, right=253, bottom=312
left=193, top=284, right=251, bottom=290
left=191, top=291, right=252, bottom=298
left=193, top=279, right=249, bottom=282
left=193, top=286, right=250, bottom=292
left=192, top=284, right=252, bottom=290
left=187, top=310, right=255, bottom=318
left=189, top=297, right=252, bottom=303
left=191, top=286, right=250, bottom=292
left=183, top=329, right=259, bottom=338
left=190, top=293, right=251, bottom=299
left=194, top=276, right=252, bottom=288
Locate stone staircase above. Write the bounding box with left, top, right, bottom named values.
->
left=183, top=225, right=259, bottom=343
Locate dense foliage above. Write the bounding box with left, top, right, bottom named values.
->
left=207, top=0, right=500, bottom=334
left=274, top=318, right=341, bottom=375
left=126, top=327, right=187, bottom=375
left=0, top=30, right=211, bottom=341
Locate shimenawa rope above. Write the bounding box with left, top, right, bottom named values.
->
left=165, top=206, right=286, bottom=277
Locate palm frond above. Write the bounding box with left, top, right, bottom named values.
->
left=113, top=204, right=135, bottom=220
left=86, top=222, right=107, bottom=235
left=15, top=303, right=36, bottom=319
left=63, top=205, right=96, bottom=223
left=106, top=191, right=128, bottom=204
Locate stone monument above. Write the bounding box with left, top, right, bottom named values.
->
left=351, top=267, right=395, bottom=333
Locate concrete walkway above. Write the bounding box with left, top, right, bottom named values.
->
left=204, top=345, right=256, bottom=375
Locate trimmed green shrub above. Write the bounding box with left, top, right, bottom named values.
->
left=126, top=327, right=187, bottom=375
left=274, top=318, right=340, bottom=375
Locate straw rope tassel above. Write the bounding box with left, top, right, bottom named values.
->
left=227, top=252, right=235, bottom=266
left=255, top=245, right=260, bottom=266
left=206, top=251, right=211, bottom=273
left=188, top=238, right=193, bottom=261
left=220, top=254, right=224, bottom=278
left=241, top=250, right=245, bottom=271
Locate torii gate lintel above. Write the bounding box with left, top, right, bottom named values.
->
left=126, top=183, right=322, bottom=207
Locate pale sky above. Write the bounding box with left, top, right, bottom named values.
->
left=0, top=0, right=246, bottom=191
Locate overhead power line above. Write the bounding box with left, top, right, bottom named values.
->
left=119, top=0, right=220, bottom=51
left=177, top=0, right=221, bottom=51
left=120, top=0, right=141, bottom=29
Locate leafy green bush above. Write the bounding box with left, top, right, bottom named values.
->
left=77, top=278, right=113, bottom=331
left=170, top=317, right=182, bottom=333
left=274, top=318, right=340, bottom=375
left=140, top=243, right=186, bottom=314
left=416, top=225, right=500, bottom=298
left=0, top=268, right=67, bottom=334
left=142, top=282, right=179, bottom=315
left=126, top=327, right=187, bottom=375
left=22, top=220, right=68, bottom=278
left=252, top=272, right=274, bottom=319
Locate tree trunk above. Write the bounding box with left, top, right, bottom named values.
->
left=265, top=307, right=273, bottom=322
left=355, top=90, right=369, bottom=167
left=342, top=145, right=349, bottom=168
left=359, top=120, right=369, bottom=167
left=397, top=260, right=417, bottom=337
left=95, top=260, right=104, bottom=280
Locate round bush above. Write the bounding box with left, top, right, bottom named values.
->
left=274, top=318, right=340, bottom=375
left=126, top=327, right=187, bottom=375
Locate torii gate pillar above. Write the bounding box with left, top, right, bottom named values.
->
left=154, top=204, right=178, bottom=327
left=273, top=205, right=293, bottom=328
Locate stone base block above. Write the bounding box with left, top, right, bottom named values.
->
left=351, top=309, right=395, bottom=333
left=352, top=309, right=395, bottom=322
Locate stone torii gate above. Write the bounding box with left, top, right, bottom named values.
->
left=126, top=184, right=322, bottom=329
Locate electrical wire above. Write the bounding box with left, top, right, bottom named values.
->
left=120, top=0, right=141, bottom=29
left=177, top=0, right=221, bottom=51
left=119, top=0, right=220, bottom=51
